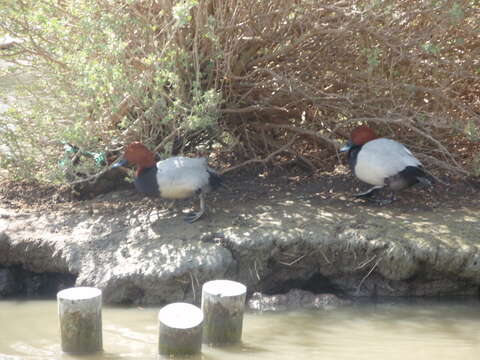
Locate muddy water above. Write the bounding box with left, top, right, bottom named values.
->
left=1, top=298, right=480, bottom=360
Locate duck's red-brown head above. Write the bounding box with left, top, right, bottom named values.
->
left=340, top=125, right=378, bottom=152
left=113, top=142, right=156, bottom=175
left=350, top=125, right=378, bottom=146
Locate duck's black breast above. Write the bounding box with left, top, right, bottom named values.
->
left=135, top=166, right=159, bottom=196
left=346, top=145, right=362, bottom=173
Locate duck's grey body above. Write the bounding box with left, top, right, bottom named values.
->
left=353, top=138, right=421, bottom=187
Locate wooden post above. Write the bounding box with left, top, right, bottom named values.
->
left=201, top=280, right=247, bottom=346
left=158, top=302, right=204, bottom=357
left=57, top=287, right=102, bottom=354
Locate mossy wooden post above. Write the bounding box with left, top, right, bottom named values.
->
left=158, top=302, right=204, bottom=357
left=201, top=280, right=247, bottom=346
left=57, top=287, right=102, bottom=354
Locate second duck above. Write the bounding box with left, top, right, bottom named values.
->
left=114, top=142, right=222, bottom=222
left=340, top=125, right=434, bottom=204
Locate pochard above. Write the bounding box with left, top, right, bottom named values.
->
left=340, top=125, right=434, bottom=203
left=113, top=142, right=222, bottom=222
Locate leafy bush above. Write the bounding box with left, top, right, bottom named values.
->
left=1, top=0, right=223, bottom=182
left=0, top=0, right=479, bottom=183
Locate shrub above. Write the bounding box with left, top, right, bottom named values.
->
left=0, top=0, right=479, bottom=183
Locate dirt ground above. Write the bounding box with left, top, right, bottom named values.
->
left=1, top=165, right=479, bottom=303
left=1, top=165, right=479, bottom=219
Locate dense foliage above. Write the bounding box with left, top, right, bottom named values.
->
left=0, top=0, right=479, bottom=183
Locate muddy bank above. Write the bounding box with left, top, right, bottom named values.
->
left=0, top=175, right=479, bottom=305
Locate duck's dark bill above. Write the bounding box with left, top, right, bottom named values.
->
left=112, top=158, right=128, bottom=168
left=339, top=140, right=353, bottom=152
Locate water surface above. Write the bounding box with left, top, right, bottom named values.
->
left=1, top=298, right=480, bottom=360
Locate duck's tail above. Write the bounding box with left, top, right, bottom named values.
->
left=414, top=166, right=436, bottom=187
left=207, top=169, right=223, bottom=191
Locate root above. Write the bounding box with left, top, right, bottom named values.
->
left=356, top=256, right=383, bottom=295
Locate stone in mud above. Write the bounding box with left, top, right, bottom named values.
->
left=247, top=289, right=351, bottom=312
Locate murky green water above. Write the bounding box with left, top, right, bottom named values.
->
left=1, top=298, right=480, bottom=360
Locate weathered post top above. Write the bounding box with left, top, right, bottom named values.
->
left=202, top=279, right=247, bottom=297
left=57, top=287, right=102, bottom=301
left=158, top=302, right=204, bottom=329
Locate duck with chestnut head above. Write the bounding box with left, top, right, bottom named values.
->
left=113, top=142, right=222, bottom=222
left=340, top=125, right=434, bottom=204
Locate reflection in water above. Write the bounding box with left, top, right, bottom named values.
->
left=1, top=298, right=480, bottom=360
